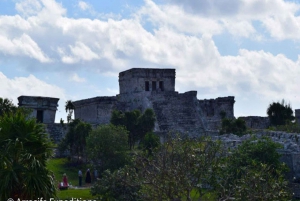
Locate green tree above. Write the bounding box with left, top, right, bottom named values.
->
left=139, top=132, right=160, bottom=155
left=0, top=110, right=56, bottom=200
left=86, top=124, right=129, bottom=173
left=91, top=166, right=142, bottom=201
left=91, top=135, right=222, bottom=201
left=267, top=100, right=295, bottom=126
left=110, top=109, right=156, bottom=149
left=135, top=135, right=223, bottom=201
left=59, top=119, right=92, bottom=162
left=65, top=100, right=75, bottom=123
left=137, top=109, right=156, bottom=139
left=220, top=117, right=246, bottom=136
left=216, top=137, right=291, bottom=200
left=0, top=97, right=17, bottom=116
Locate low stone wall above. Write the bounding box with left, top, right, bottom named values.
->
left=45, top=123, right=68, bottom=144
left=239, top=116, right=270, bottom=129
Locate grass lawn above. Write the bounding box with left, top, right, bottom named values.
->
left=57, top=189, right=97, bottom=200
left=47, top=158, right=97, bottom=199
left=47, top=158, right=92, bottom=187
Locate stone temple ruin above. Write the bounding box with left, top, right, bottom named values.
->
left=18, top=95, right=67, bottom=143
left=17, top=68, right=300, bottom=136
left=17, top=68, right=300, bottom=185
left=18, top=96, right=59, bottom=124
left=73, top=68, right=235, bottom=136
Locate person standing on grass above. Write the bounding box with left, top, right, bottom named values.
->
left=93, top=169, right=98, bottom=183
left=78, top=169, right=83, bottom=187
left=85, top=169, right=91, bottom=185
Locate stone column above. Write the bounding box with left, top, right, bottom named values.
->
left=296, top=109, right=300, bottom=126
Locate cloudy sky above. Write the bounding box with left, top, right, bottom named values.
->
left=1, top=0, right=300, bottom=122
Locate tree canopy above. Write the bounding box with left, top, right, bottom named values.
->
left=0, top=97, right=17, bottom=116
left=91, top=135, right=291, bottom=200
left=0, top=110, right=56, bottom=200
left=216, top=137, right=290, bottom=200
left=59, top=118, right=92, bottom=161
left=86, top=124, right=129, bottom=173
left=267, top=100, right=295, bottom=126
left=110, top=109, right=156, bottom=149
left=220, top=117, right=247, bottom=136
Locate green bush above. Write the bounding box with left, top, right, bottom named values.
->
left=139, top=132, right=160, bottom=155
left=86, top=124, right=129, bottom=173
left=267, top=100, right=295, bottom=126
left=220, top=118, right=247, bottom=136
left=91, top=166, right=142, bottom=201
left=268, top=122, right=300, bottom=133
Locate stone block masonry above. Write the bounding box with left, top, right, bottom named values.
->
left=73, top=68, right=234, bottom=136
left=73, top=96, right=117, bottom=125
left=119, top=68, right=175, bottom=94
left=239, top=116, right=270, bottom=129
left=198, top=96, right=235, bottom=131
left=45, top=123, right=68, bottom=144
left=18, top=96, right=59, bottom=124
left=296, top=109, right=300, bottom=126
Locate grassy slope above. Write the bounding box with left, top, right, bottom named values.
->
left=47, top=158, right=97, bottom=199
left=57, top=189, right=94, bottom=200
left=47, top=158, right=92, bottom=186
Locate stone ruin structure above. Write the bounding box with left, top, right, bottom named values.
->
left=296, top=109, right=300, bottom=126
left=18, top=95, right=67, bottom=143
left=17, top=68, right=300, bottom=196
left=73, top=68, right=235, bottom=136
left=17, top=69, right=300, bottom=139
left=238, top=116, right=270, bottom=129
left=18, top=96, right=59, bottom=124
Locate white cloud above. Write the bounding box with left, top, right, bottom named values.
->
left=15, top=0, right=42, bottom=17
left=138, top=0, right=223, bottom=35
left=153, top=0, right=300, bottom=40
left=1, top=0, right=300, bottom=117
left=0, top=72, right=66, bottom=105
left=0, top=72, right=68, bottom=122
left=69, top=73, right=86, bottom=83
left=78, top=1, right=90, bottom=11
left=0, top=34, right=50, bottom=62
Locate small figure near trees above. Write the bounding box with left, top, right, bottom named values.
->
left=78, top=170, right=83, bottom=187
left=58, top=173, right=69, bottom=190
left=93, top=169, right=98, bottom=183
left=85, top=169, right=92, bottom=185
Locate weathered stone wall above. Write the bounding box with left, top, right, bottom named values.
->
left=198, top=96, right=235, bottom=131
left=45, top=123, right=68, bottom=144
left=72, top=68, right=235, bottom=135
left=73, top=96, right=117, bottom=125
left=18, top=96, right=59, bottom=124
left=296, top=109, right=300, bottom=126
left=239, top=116, right=270, bottom=129
left=119, top=68, right=176, bottom=94
left=150, top=91, right=206, bottom=136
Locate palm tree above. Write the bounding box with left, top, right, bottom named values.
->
left=0, top=97, right=16, bottom=116
left=0, top=110, right=56, bottom=200
left=65, top=100, right=75, bottom=123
